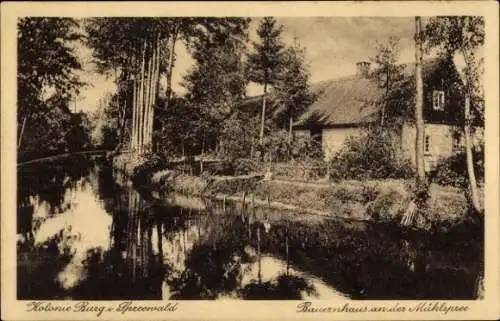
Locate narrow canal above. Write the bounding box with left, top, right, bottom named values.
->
left=17, top=155, right=483, bottom=300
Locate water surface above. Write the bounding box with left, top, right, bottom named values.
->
left=17, top=156, right=483, bottom=300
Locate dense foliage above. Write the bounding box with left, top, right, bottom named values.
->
left=17, top=18, right=91, bottom=161
left=430, top=146, right=485, bottom=188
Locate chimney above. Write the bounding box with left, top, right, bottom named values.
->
left=356, top=61, right=371, bottom=78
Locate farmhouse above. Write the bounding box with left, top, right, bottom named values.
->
left=293, top=57, right=482, bottom=171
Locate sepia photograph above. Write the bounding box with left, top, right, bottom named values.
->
left=2, top=1, right=499, bottom=321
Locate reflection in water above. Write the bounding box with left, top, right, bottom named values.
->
left=17, top=157, right=483, bottom=300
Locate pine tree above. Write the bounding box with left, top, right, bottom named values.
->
left=273, top=39, right=315, bottom=146
left=370, top=36, right=407, bottom=127
left=183, top=18, right=250, bottom=156
left=247, top=17, right=286, bottom=145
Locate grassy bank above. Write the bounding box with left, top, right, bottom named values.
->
left=112, top=153, right=480, bottom=230
left=148, top=168, right=478, bottom=230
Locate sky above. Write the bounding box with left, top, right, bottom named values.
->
left=75, top=17, right=420, bottom=114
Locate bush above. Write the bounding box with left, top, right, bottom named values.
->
left=328, top=127, right=414, bottom=181
left=366, top=188, right=409, bottom=222
left=260, top=129, right=323, bottom=163
left=234, top=158, right=263, bottom=175
left=131, top=153, right=168, bottom=186
left=202, top=160, right=235, bottom=176
left=430, top=147, right=484, bottom=188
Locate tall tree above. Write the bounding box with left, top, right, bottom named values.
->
left=423, top=16, right=484, bottom=215
left=183, top=18, right=250, bottom=157
left=370, top=36, right=407, bottom=127
left=247, top=17, right=286, bottom=145
left=401, top=16, right=427, bottom=227
left=273, top=39, right=316, bottom=145
left=414, top=17, right=426, bottom=183
left=86, top=18, right=165, bottom=153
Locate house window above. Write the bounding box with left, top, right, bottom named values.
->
left=424, top=135, right=431, bottom=154
left=433, top=90, right=445, bottom=111
left=452, top=132, right=463, bottom=152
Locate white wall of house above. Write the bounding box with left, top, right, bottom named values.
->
left=322, top=127, right=363, bottom=161
left=401, top=123, right=462, bottom=171
left=294, top=124, right=483, bottom=171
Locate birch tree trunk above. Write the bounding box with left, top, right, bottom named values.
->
left=165, top=30, right=178, bottom=106
left=464, top=96, right=481, bottom=213
left=131, top=62, right=138, bottom=150
left=460, top=45, right=481, bottom=214
left=148, top=36, right=161, bottom=152
left=138, top=42, right=146, bottom=153
left=144, top=42, right=153, bottom=153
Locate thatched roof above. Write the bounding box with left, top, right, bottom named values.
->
left=296, top=74, right=383, bottom=127
left=235, top=58, right=446, bottom=127
left=295, top=58, right=443, bottom=127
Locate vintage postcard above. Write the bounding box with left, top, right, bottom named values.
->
left=1, top=1, right=499, bottom=320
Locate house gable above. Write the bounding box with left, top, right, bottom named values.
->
left=417, top=57, right=465, bottom=125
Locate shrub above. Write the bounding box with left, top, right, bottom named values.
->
left=203, top=160, right=235, bottom=176
left=328, top=127, right=414, bottom=181
left=234, top=158, right=264, bottom=175
left=366, top=188, right=408, bottom=222
left=360, top=183, right=380, bottom=204
left=260, top=129, right=323, bottom=163
left=131, top=153, right=168, bottom=186
left=430, top=147, right=485, bottom=188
